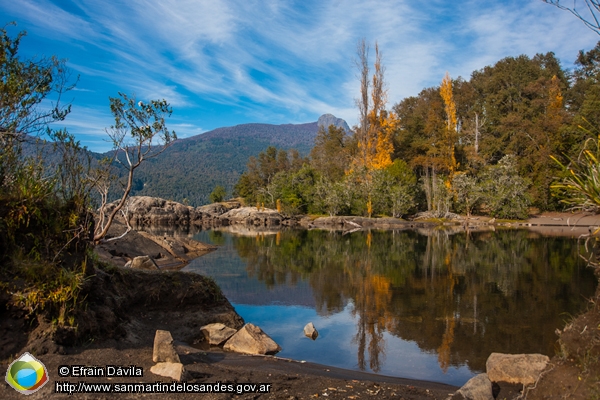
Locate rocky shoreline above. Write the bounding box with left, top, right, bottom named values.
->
left=118, top=196, right=600, bottom=234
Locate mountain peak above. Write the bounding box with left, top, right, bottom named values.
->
left=317, top=114, right=351, bottom=133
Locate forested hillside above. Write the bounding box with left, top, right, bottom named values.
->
left=236, top=42, right=600, bottom=219
left=126, top=121, right=318, bottom=206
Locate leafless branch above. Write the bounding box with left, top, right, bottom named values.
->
left=542, top=0, right=600, bottom=34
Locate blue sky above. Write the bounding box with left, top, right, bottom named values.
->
left=2, top=0, right=598, bottom=152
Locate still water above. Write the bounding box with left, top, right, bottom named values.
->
left=182, top=227, right=597, bottom=386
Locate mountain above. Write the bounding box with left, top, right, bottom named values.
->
left=126, top=114, right=349, bottom=205
left=20, top=114, right=349, bottom=206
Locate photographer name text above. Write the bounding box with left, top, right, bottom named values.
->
left=58, top=365, right=143, bottom=378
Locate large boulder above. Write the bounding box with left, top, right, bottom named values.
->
left=451, top=373, right=494, bottom=400
left=223, top=323, right=281, bottom=355
left=200, top=323, right=237, bottom=346
left=153, top=330, right=181, bottom=363
left=150, top=362, right=187, bottom=381
left=486, top=353, right=549, bottom=386
left=112, top=196, right=197, bottom=226
left=130, top=255, right=159, bottom=270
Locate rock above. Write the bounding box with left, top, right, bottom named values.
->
left=451, top=373, right=494, bottom=400
left=152, top=330, right=181, bottom=363
left=486, top=353, right=549, bottom=386
left=150, top=362, right=186, bottom=381
left=220, top=207, right=284, bottom=227
left=223, top=323, right=281, bottom=355
left=200, top=323, right=237, bottom=346
left=317, top=113, right=350, bottom=132
left=130, top=255, right=159, bottom=270
left=303, top=322, right=318, bottom=340
left=196, top=201, right=240, bottom=217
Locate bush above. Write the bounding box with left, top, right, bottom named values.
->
left=480, top=155, right=531, bottom=219
left=209, top=185, right=227, bottom=203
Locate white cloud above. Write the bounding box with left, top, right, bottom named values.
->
left=2, top=0, right=599, bottom=151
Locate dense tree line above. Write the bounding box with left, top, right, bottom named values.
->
left=236, top=42, right=600, bottom=219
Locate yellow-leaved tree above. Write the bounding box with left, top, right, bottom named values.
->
left=355, top=41, right=395, bottom=172
left=439, top=72, right=458, bottom=183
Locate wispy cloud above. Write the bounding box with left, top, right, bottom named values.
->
left=2, top=0, right=599, bottom=151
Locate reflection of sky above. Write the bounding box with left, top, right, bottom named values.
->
left=184, top=229, right=594, bottom=387
left=233, top=302, right=474, bottom=386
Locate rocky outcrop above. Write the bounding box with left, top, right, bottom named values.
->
left=95, top=219, right=215, bottom=269
left=223, top=323, right=281, bottom=355
left=220, top=207, right=288, bottom=227
left=196, top=201, right=240, bottom=217
left=125, top=196, right=197, bottom=226
left=106, top=196, right=294, bottom=228
left=318, top=113, right=351, bottom=133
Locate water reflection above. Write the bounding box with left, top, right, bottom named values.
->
left=184, top=228, right=597, bottom=385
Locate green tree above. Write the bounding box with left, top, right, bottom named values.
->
left=310, top=125, right=350, bottom=181
left=234, top=146, right=305, bottom=204
left=94, top=93, right=176, bottom=242
left=0, top=24, right=91, bottom=331
left=1, top=22, right=75, bottom=190
left=209, top=185, right=227, bottom=203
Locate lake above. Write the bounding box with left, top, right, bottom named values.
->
left=181, top=227, right=597, bottom=386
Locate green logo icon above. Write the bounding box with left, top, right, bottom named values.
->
left=5, top=352, right=49, bottom=395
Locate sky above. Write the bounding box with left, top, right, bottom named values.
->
left=2, top=0, right=599, bottom=152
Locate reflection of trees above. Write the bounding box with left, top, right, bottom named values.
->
left=347, top=232, right=391, bottom=371
left=232, top=228, right=597, bottom=373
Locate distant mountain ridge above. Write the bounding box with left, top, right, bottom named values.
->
left=127, top=114, right=349, bottom=205
left=22, top=114, right=349, bottom=206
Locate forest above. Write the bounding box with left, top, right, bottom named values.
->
left=235, top=41, right=600, bottom=219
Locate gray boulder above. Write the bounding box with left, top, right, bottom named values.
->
left=219, top=207, right=287, bottom=227
left=486, top=352, right=549, bottom=386
left=152, top=330, right=180, bottom=363
left=117, top=196, right=196, bottom=226
left=451, top=373, right=494, bottom=400
left=303, top=322, right=318, bottom=340
left=130, top=255, right=159, bottom=270
left=223, top=323, right=281, bottom=355
left=200, top=323, right=237, bottom=346
left=196, top=201, right=240, bottom=217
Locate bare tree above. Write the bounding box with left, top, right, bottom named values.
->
left=542, top=1, right=600, bottom=34
left=355, top=39, right=371, bottom=168
left=93, top=92, right=176, bottom=242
